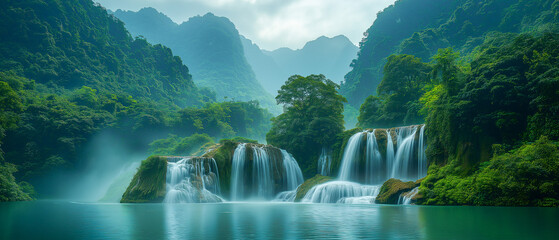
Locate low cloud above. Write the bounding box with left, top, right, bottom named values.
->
left=97, top=0, right=396, bottom=50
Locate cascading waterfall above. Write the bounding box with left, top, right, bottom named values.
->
left=252, top=147, right=274, bottom=198
left=317, top=147, right=332, bottom=176
left=386, top=130, right=395, bottom=177
left=164, top=157, right=223, bottom=203
left=301, top=125, right=427, bottom=204
left=230, top=143, right=247, bottom=201
left=231, top=143, right=304, bottom=201
left=282, top=150, right=304, bottom=190
left=301, top=181, right=380, bottom=203
left=338, top=132, right=366, bottom=182
left=366, top=130, right=383, bottom=184
left=418, top=125, right=427, bottom=178
left=392, top=126, right=419, bottom=180
left=398, top=187, right=420, bottom=205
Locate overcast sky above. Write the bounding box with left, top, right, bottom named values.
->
left=96, top=0, right=396, bottom=50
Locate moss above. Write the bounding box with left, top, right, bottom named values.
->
left=375, top=178, right=420, bottom=204
left=203, top=140, right=238, bottom=199
left=120, top=156, right=167, bottom=203
left=418, top=137, right=559, bottom=206
left=294, top=174, right=334, bottom=202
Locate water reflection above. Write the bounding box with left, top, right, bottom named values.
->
left=1, top=201, right=559, bottom=240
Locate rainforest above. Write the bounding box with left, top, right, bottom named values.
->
left=1, top=0, right=559, bottom=239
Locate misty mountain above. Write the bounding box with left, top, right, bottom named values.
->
left=112, top=8, right=278, bottom=111
left=241, top=35, right=358, bottom=95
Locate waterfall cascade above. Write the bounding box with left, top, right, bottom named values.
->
left=317, top=147, right=332, bottom=176
left=302, top=181, right=381, bottom=203
left=398, top=187, right=420, bottom=205
left=231, top=143, right=304, bottom=201
left=164, top=157, right=223, bottom=203
left=304, top=125, right=427, bottom=203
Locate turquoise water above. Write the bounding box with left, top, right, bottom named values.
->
left=1, top=201, right=558, bottom=239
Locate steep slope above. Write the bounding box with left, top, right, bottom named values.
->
left=242, top=35, right=358, bottom=95
left=342, top=0, right=559, bottom=106
left=113, top=8, right=278, bottom=112
left=0, top=0, right=201, bottom=106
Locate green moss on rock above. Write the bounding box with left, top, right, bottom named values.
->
left=375, top=178, right=421, bottom=204
left=121, top=156, right=167, bottom=203
left=294, top=175, right=334, bottom=202
left=203, top=140, right=238, bottom=198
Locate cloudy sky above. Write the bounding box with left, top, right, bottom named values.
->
left=96, top=0, right=396, bottom=50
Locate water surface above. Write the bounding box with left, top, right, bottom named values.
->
left=1, top=201, right=558, bottom=239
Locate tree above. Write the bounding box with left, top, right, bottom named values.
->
left=357, top=54, right=432, bottom=128
left=266, top=75, right=346, bottom=177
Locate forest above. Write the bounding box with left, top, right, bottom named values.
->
left=1, top=0, right=558, bottom=209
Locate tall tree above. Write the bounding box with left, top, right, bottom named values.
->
left=266, top=75, right=346, bottom=177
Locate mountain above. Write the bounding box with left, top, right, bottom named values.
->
left=342, top=0, right=559, bottom=106
left=241, top=35, right=358, bottom=95
left=0, top=0, right=272, bottom=198
left=112, top=8, right=278, bottom=112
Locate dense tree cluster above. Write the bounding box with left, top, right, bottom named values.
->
left=266, top=75, right=346, bottom=177
left=343, top=0, right=559, bottom=107
left=0, top=0, right=272, bottom=199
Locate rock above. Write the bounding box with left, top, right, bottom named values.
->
left=120, top=156, right=167, bottom=203
left=375, top=178, right=421, bottom=204
left=294, top=174, right=334, bottom=202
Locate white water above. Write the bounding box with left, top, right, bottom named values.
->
left=302, top=125, right=426, bottom=204
left=366, top=130, right=383, bottom=184
left=231, top=144, right=304, bottom=201
left=302, top=181, right=380, bottom=203
left=230, top=143, right=247, bottom=201
left=338, top=132, right=366, bottom=181
left=318, top=147, right=332, bottom=176
left=282, top=150, right=304, bottom=190
left=252, top=147, right=274, bottom=199
left=392, top=126, right=419, bottom=180
left=418, top=125, right=427, bottom=178
left=164, top=158, right=223, bottom=203
left=398, top=187, right=420, bottom=205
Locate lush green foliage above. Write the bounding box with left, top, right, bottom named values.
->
left=342, top=0, right=559, bottom=107
left=420, top=137, right=559, bottom=206
left=120, top=156, right=167, bottom=203
left=357, top=54, right=432, bottom=128
left=148, top=134, right=214, bottom=156
left=0, top=162, right=32, bottom=201
left=266, top=75, right=346, bottom=177
left=416, top=33, right=559, bottom=206
left=0, top=0, right=272, bottom=199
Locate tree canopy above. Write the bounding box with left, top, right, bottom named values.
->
left=266, top=74, right=346, bottom=177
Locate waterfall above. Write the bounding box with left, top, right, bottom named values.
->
left=301, top=181, right=380, bottom=203
left=231, top=143, right=304, bottom=201
left=418, top=125, right=427, bottom=178
left=230, top=143, right=247, bottom=201
left=366, top=130, right=383, bottom=184
left=398, top=187, right=419, bottom=205
left=252, top=147, right=274, bottom=198
left=164, top=158, right=223, bottom=203
left=391, top=126, right=418, bottom=180
left=282, top=150, right=304, bottom=190
left=386, top=130, right=395, bottom=176
left=300, top=125, right=427, bottom=204
left=317, top=147, right=332, bottom=176
left=338, top=131, right=365, bottom=181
